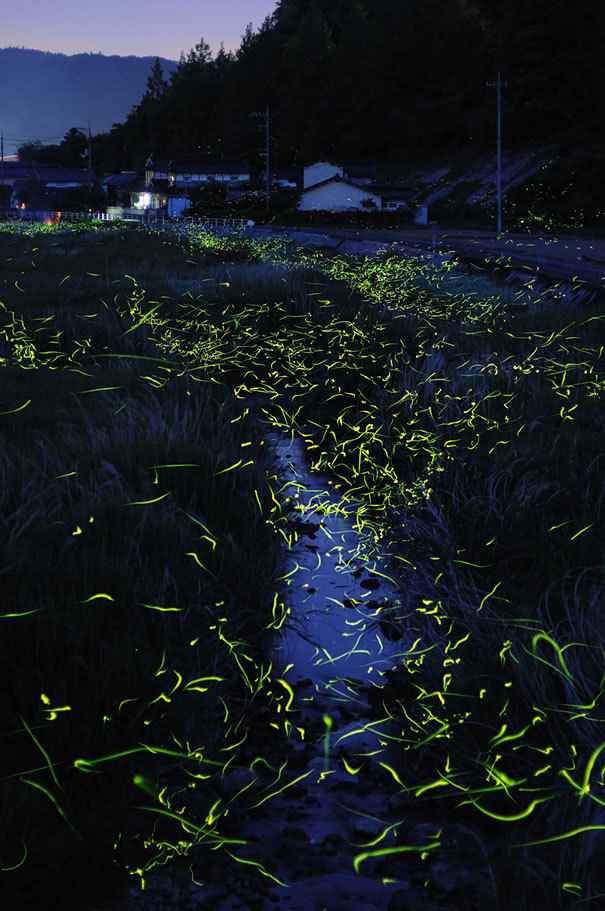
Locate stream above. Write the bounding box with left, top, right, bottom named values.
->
left=113, top=416, right=481, bottom=911
left=266, top=426, right=412, bottom=695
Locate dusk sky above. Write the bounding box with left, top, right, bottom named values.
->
left=3, top=0, right=279, bottom=61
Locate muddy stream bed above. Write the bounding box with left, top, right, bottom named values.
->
left=112, top=416, right=491, bottom=911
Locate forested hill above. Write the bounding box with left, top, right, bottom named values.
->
left=0, top=48, right=177, bottom=155
left=77, top=0, right=605, bottom=217
left=8, top=1, right=604, bottom=228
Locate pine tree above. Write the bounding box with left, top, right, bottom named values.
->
left=144, top=58, right=168, bottom=103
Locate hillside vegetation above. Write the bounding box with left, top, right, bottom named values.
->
left=0, top=47, right=177, bottom=156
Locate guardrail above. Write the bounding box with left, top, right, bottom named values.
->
left=0, top=211, right=252, bottom=229
left=182, top=216, right=250, bottom=229
left=0, top=211, right=100, bottom=223
left=0, top=210, right=172, bottom=224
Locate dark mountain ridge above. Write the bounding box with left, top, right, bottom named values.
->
left=0, top=47, right=178, bottom=155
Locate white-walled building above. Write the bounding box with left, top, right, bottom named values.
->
left=298, top=173, right=382, bottom=212
left=297, top=159, right=416, bottom=214
left=303, top=161, right=344, bottom=189
left=302, top=160, right=377, bottom=190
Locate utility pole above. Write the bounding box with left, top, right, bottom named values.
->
left=1, top=133, right=4, bottom=212
left=485, top=71, right=508, bottom=236
left=76, top=124, right=94, bottom=197
left=264, top=102, right=270, bottom=212
left=87, top=121, right=93, bottom=195
left=251, top=104, right=270, bottom=211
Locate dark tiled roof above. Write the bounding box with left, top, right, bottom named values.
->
left=12, top=183, right=85, bottom=200
left=226, top=188, right=262, bottom=200
left=2, top=163, right=95, bottom=182
left=148, top=156, right=249, bottom=173
left=273, top=168, right=301, bottom=178
left=102, top=172, right=137, bottom=188
left=301, top=159, right=376, bottom=175
left=374, top=185, right=413, bottom=199
left=302, top=174, right=381, bottom=194
left=46, top=186, right=84, bottom=199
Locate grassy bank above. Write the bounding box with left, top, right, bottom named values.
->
left=1, top=220, right=604, bottom=910
left=0, top=223, right=294, bottom=909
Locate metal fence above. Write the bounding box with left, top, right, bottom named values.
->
left=0, top=211, right=251, bottom=229
left=0, top=211, right=100, bottom=223
left=182, top=216, right=250, bottom=229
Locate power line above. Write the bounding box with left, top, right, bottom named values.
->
left=1, top=134, right=66, bottom=141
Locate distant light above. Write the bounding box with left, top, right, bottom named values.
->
left=138, top=192, right=152, bottom=209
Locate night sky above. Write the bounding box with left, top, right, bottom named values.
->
left=3, top=0, right=278, bottom=60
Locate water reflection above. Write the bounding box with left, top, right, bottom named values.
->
left=267, top=429, right=413, bottom=703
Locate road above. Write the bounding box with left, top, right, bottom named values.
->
left=253, top=222, right=605, bottom=297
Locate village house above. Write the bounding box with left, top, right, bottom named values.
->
left=100, top=171, right=138, bottom=199
left=226, top=167, right=302, bottom=204
left=124, top=154, right=252, bottom=216
left=298, top=160, right=412, bottom=213
left=374, top=185, right=414, bottom=211
left=0, top=162, right=95, bottom=190
left=144, top=154, right=251, bottom=189
left=96, top=155, right=416, bottom=220
left=271, top=167, right=302, bottom=189
left=0, top=162, right=96, bottom=209
left=298, top=172, right=382, bottom=212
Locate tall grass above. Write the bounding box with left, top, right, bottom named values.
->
left=1, top=219, right=604, bottom=910
left=0, top=224, right=295, bottom=909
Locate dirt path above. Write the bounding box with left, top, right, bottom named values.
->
left=251, top=223, right=605, bottom=298
left=266, top=223, right=605, bottom=264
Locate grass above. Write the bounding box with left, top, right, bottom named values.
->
left=372, top=139, right=605, bottom=235
left=1, top=218, right=604, bottom=910
left=0, top=222, right=295, bottom=909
